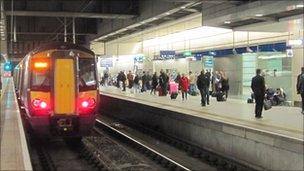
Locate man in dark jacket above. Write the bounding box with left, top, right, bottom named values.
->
left=251, top=69, right=266, bottom=118
left=205, top=70, right=211, bottom=104
left=120, top=71, right=127, bottom=91
left=297, top=67, right=304, bottom=114
left=197, top=70, right=209, bottom=106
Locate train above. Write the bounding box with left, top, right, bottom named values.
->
left=13, top=42, right=99, bottom=139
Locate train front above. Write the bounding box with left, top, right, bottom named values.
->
left=28, top=45, right=98, bottom=137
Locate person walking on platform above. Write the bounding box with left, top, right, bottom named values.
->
left=189, top=71, right=196, bottom=95
left=159, top=70, right=169, bottom=96
left=197, top=70, right=209, bottom=106
left=251, top=69, right=266, bottom=118
left=146, top=71, right=152, bottom=90
left=141, top=71, right=147, bottom=92
left=297, top=67, right=304, bottom=114
left=151, top=72, right=158, bottom=95
left=205, top=70, right=211, bottom=104
left=127, top=70, right=134, bottom=89
left=179, top=74, right=189, bottom=101
left=133, top=74, right=140, bottom=93
left=120, top=71, right=127, bottom=91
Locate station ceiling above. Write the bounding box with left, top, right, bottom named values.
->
left=0, top=0, right=303, bottom=59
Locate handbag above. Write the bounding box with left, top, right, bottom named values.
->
left=263, top=99, right=272, bottom=110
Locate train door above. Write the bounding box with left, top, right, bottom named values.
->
left=54, top=59, right=76, bottom=114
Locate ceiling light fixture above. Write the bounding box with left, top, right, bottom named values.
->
left=296, top=4, right=304, bottom=8
left=224, top=21, right=231, bottom=24
left=181, top=6, right=186, bottom=9
left=255, top=14, right=263, bottom=17
left=153, top=17, right=157, bottom=20
left=166, top=12, right=170, bottom=15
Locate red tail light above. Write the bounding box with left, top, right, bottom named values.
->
left=31, top=98, right=49, bottom=115
left=79, top=98, right=96, bottom=115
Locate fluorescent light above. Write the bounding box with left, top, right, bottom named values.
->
left=224, top=21, right=231, bottom=24
left=181, top=6, right=186, bottom=9
left=153, top=17, right=157, bottom=20
left=166, top=12, right=170, bottom=15
left=255, top=14, right=263, bottom=17
left=296, top=4, right=304, bottom=8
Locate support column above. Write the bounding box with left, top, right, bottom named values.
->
left=72, top=17, right=75, bottom=44
left=64, top=17, right=67, bottom=42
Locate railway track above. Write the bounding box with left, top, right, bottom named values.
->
left=96, top=116, right=255, bottom=171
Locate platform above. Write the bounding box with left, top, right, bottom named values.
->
left=100, top=86, right=303, bottom=140
left=0, top=77, right=32, bottom=170
left=99, top=86, right=304, bottom=170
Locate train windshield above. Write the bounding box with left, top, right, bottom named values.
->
left=31, top=59, right=50, bottom=91
left=79, top=58, right=97, bottom=91
left=31, top=69, right=50, bottom=90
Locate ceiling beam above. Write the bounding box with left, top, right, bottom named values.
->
left=5, top=11, right=136, bottom=19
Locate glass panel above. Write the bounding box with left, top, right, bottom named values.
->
left=79, top=58, right=97, bottom=91
left=31, top=70, right=50, bottom=90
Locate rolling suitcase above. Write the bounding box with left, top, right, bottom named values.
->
left=170, top=92, right=178, bottom=99
left=216, top=92, right=226, bottom=101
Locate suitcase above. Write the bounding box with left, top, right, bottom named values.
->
left=216, top=92, right=226, bottom=101
left=157, top=86, right=164, bottom=96
left=170, top=92, right=178, bottom=99
left=169, top=82, right=178, bottom=94
left=247, top=98, right=253, bottom=103
left=189, top=91, right=197, bottom=96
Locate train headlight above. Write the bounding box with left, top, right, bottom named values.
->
left=32, top=98, right=48, bottom=110
left=81, top=101, right=89, bottom=108
left=79, top=97, right=96, bottom=115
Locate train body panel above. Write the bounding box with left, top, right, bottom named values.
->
left=13, top=42, right=98, bottom=138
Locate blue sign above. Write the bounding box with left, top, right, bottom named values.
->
left=134, top=56, right=144, bottom=63
left=100, top=58, right=113, bottom=67
left=159, top=50, right=175, bottom=59
left=203, top=56, right=213, bottom=68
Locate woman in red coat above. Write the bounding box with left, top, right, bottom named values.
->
left=179, top=74, right=189, bottom=100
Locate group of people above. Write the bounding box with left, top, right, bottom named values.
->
left=103, top=66, right=304, bottom=117
left=112, top=69, right=230, bottom=105
left=251, top=67, right=304, bottom=118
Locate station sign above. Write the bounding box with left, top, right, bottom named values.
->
left=183, top=51, right=192, bottom=57
left=159, top=50, right=175, bottom=59
left=203, top=56, right=214, bottom=68
left=134, top=55, right=144, bottom=63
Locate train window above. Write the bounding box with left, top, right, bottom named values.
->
left=31, top=71, right=50, bottom=91
left=79, top=58, right=97, bottom=91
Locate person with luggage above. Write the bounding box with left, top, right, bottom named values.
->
left=127, top=70, right=134, bottom=89
left=251, top=69, right=266, bottom=118
left=179, top=74, right=189, bottom=101
left=197, top=70, right=209, bottom=106
left=297, top=67, right=304, bottom=114
left=151, top=72, right=158, bottom=95
left=169, top=81, right=178, bottom=99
